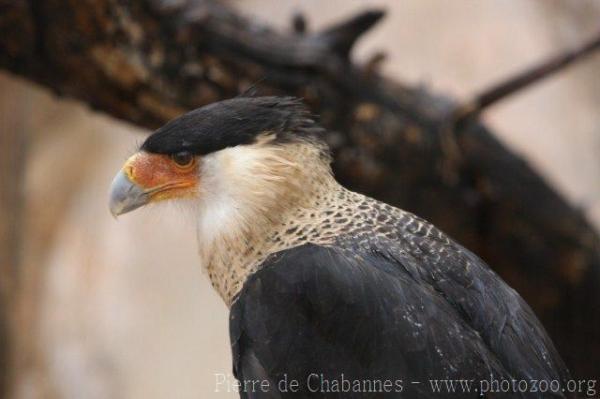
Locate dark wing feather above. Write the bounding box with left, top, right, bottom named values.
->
left=374, top=229, right=571, bottom=386
left=230, top=243, right=568, bottom=398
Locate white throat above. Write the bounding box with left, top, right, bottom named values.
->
left=192, top=140, right=335, bottom=305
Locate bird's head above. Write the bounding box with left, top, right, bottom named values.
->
left=109, top=96, right=331, bottom=222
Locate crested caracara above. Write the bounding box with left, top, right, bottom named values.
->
left=109, top=96, right=572, bottom=398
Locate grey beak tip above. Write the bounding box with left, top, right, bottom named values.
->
left=109, top=170, right=148, bottom=217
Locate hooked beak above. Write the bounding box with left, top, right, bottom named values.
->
left=109, top=170, right=149, bottom=217
left=108, top=152, right=199, bottom=218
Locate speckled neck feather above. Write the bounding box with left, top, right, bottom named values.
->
left=196, top=138, right=340, bottom=305
left=197, top=137, right=433, bottom=306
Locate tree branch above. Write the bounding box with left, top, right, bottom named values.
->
left=453, top=28, right=600, bottom=126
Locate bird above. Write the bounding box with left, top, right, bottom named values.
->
left=109, top=96, right=572, bottom=398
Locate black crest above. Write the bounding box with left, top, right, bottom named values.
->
left=141, top=96, right=324, bottom=156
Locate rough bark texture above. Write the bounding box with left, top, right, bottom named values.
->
left=0, top=0, right=599, bottom=390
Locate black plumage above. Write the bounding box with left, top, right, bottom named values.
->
left=141, top=96, right=324, bottom=156
left=231, top=239, right=571, bottom=398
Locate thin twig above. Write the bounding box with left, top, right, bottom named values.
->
left=453, top=29, right=600, bottom=126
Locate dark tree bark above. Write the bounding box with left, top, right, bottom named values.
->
left=0, top=0, right=599, bottom=391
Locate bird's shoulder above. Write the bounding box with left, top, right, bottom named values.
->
left=229, top=243, right=514, bottom=397
left=332, top=197, right=572, bottom=386
left=232, top=202, right=572, bottom=393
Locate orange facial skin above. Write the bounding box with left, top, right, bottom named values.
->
left=123, top=152, right=199, bottom=203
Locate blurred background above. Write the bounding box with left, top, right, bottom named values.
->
left=1, top=1, right=599, bottom=398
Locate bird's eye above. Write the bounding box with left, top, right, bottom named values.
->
left=171, top=152, right=194, bottom=168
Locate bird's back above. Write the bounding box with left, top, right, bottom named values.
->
left=230, top=190, right=572, bottom=398
left=341, top=193, right=571, bottom=384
